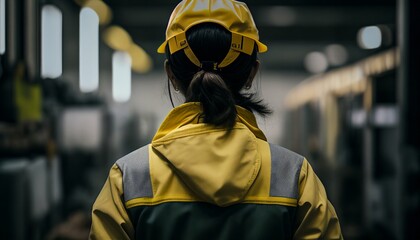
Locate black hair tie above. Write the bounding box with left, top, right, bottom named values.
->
left=200, top=61, right=219, bottom=72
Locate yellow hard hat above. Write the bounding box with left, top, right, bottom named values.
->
left=157, top=0, right=267, bottom=69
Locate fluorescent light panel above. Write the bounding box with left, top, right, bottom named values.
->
left=304, top=51, right=328, bottom=74
left=79, top=7, right=99, bottom=92
left=41, top=5, right=62, bottom=78
left=112, top=51, right=132, bottom=102
left=0, top=0, right=5, bottom=54
left=358, top=26, right=382, bottom=49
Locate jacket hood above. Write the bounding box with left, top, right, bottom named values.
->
left=151, top=103, right=266, bottom=206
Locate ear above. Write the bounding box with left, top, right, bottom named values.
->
left=244, top=60, right=260, bottom=89
left=164, top=60, right=179, bottom=91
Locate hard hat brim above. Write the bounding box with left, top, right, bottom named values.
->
left=256, top=41, right=268, bottom=53
left=157, top=39, right=267, bottom=54
left=157, top=41, right=167, bottom=53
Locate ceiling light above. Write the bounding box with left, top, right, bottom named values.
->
left=128, top=44, right=153, bottom=73
left=0, top=0, right=5, bottom=54
left=41, top=5, right=62, bottom=78
left=102, top=26, right=133, bottom=51
left=76, top=0, right=112, bottom=25
left=79, top=7, right=99, bottom=92
left=304, top=51, right=328, bottom=74
left=262, top=6, right=296, bottom=26
left=112, top=51, right=132, bottom=102
left=358, top=26, right=382, bottom=49
left=325, top=44, right=348, bottom=66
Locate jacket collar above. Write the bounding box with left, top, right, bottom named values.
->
left=152, top=102, right=267, bottom=142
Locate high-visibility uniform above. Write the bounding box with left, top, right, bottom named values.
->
left=90, top=102, right=343, bottom=240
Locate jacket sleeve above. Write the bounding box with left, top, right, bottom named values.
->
left=293, top=159, right=344, bottom=240
left=89, top=164, right=135, bottom=240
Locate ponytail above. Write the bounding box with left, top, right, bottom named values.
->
left=186, top=70, right=237, bottom=129
left=166, top=23, right=272, bottom=129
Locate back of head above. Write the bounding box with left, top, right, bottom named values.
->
left=159, top=0, right=271, bottom=129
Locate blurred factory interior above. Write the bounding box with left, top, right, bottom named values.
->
left=0, top=0, right=419, bottom=239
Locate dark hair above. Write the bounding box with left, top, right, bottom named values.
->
left=166, top=23, right=271, bottom=129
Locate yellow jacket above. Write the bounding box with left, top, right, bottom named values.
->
left=90, top=102, right=343, bottom=239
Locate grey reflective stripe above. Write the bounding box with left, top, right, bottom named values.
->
left=269, top=143, right=304, bottom=199
left=116, top=145, right=153, bottom=201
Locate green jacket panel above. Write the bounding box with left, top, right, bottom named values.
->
left=128, top=202, right=296, bottom=240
